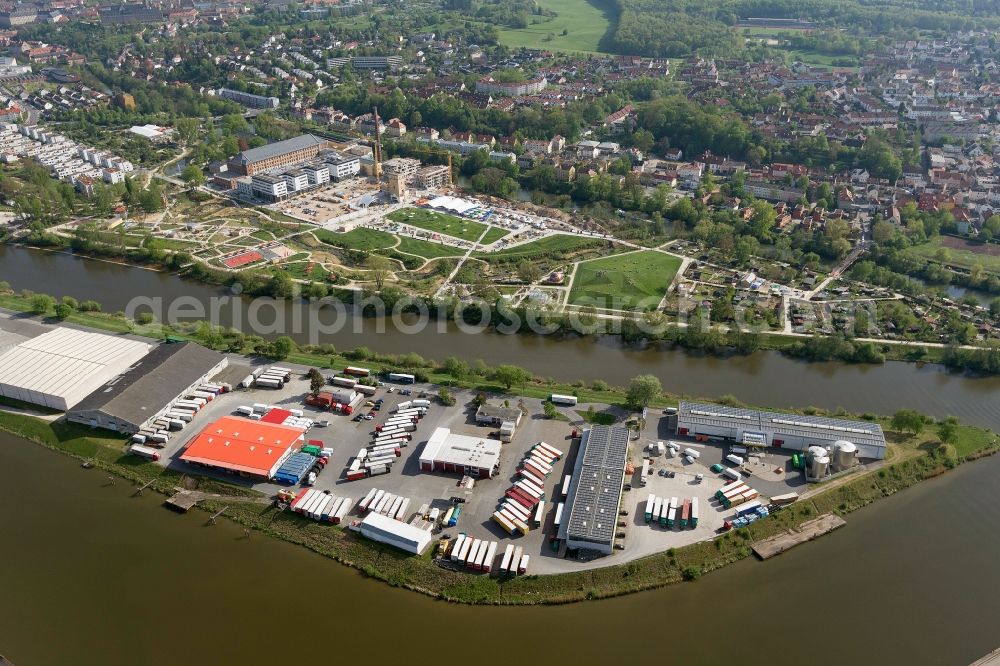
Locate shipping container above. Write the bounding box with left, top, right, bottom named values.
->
left=680, top=499, right=691, bottom=528
left=548, top=394, right=577, bottom=406
left=465, top=539, right=481, bottom=568
left=514, top=480, right=544, bottom=500
left=411, top=399, right=431, bottom=407
left=395, top=498, right=411, bottom=521
left=236, top=406, right=254, bottom=416
left=343, top=366, right=371, bottom=377
left=387, top=372, right=416, bottom=384
left=725, top=454, right=744, bottom=466
left=682, top=448, right=701, bottom=459
left=325, top=497, right=344, bottom=521
left=510, top=547, right=524, bottom=574
left=554, top=502, right=564, bottom=527
left=355, top=384, right=377, bottom=397
left=668, top=497, right=679, bottom=529
left=533, top=500, right=545, bottom=528
left=290, top=488, right=311, bottom=512
left=500, top=544, right=514, bottom=573
left=506, top=488, right=536, bottom=510
left=518, top=468, right=545, bottom=489
left=396, top=401, right=412, bottom=411
left=331, top=376, right=357, bottom=388
left=372, top=493, right=391, bottom=515
left=690, top=497, right=699, bottom=527
left=518, top=554, right=529, bottom=575
left=442, top=506, right=454, bottom=527
left=388, top=497, right=403, bottom=520
left=644, top=494, right=656, bottom=522
left=333, top=498, right=353, bottom=524
left=493, top=511, right=517, bottom=534
left=517, top=477, right=545, bottom=497
left=448, top=504, right=462, bottom=527
left=483, top=541, right=498, bottom=573
left=474, top=540, right=490, bottom=570
left=428, top=507, right=440, bottom=523
left=501, top=500, right=531, bottom=521
left=562, top=474, right=572, bottom=498
left=128, top=444, right=160, bottom=461
left=722, top=468, right=742, bottom=481
left=534, top=442, right=564, bottom=459
left=523, top=460, right=550, bottom=480
left=457, top=536, right=474, bottom=565
left=527, top=455, right=553, bottom=475
left=255, top=378, right=282, bottom=389
left=450, top=534, right=467, bottom=561
left=659, top=499, right=670, bottom=526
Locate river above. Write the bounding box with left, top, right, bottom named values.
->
left=2, top=245, right=999, bottom=430
left=2, top=434, right=1000, bottom=665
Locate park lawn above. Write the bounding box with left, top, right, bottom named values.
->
left=474, top=234, right=605, bottom=263
left=280, top=261, right=331, bottom=281
left=903, top=236, right=1000, bottom=274
left=394, top=236, right=464, bottom=259
left=480, top=226, right=510, bottom=246
left=314, top=227, right=398, bottom=252
left=569, top=251, right=682, bottom=310
left=388, top=208, right=488, bottom=243
left=497, top=0, right=614, bottom=54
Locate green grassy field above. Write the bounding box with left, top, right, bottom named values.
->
left=388, top=208, right=489, bottom=243
left=474, top=234, right=604, bottom=263
left=569, top=251, right=682, bottom=310
left=904, top=236, right=1000, bottom=274
left=497, top=0, right=615, bottom=53
left=314, top=228, right=398, bottom=252
left=480, top=227, right=510, bottom=246
left=393, top=237, right=464, bottom=260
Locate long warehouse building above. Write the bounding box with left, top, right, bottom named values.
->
left=0, top=328, right=152, bottom=410
left=559, top=425, right=629, bottom=555
left=67, top=342, right=227, bottom=434
left=675, top=401, right=887, bottom=459
left=419, top=427, right=502, bottom=479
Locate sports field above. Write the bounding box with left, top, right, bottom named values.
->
left=497, top=0, right=615, bottom=54
left=569, top=251, right=681, bottom=310
left=388, top=208, right=489, bottom=243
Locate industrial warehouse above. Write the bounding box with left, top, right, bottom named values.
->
left=418, top=427, right=503, bottom=479
left=67, top=342, right=227, bottom=433
left=675, top=401, right=887, bottom=460
left=179, top=417, right=305, bottom=479
left=0, top=327, right=152, bottom=410
left=559, top=425, right=630, bottom=554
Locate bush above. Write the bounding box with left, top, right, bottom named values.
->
left=136, top=312, right=155, bottom=325
left=681, top=565, right=701, bottom=581
left=78, top=300, right=102, bottom=312
left=53, top=303, right=73, bottom=320
left=30, top=294, right=54, bottom=314
left=591, top=379, right=609, bottom=391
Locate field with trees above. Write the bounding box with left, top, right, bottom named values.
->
left=496, top=0, right=617, bottom=53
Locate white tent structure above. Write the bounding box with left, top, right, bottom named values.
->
left=0, top=328, right=152, bottom=410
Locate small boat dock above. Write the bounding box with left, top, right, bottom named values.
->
left=752, top=513, right=846, bottom=560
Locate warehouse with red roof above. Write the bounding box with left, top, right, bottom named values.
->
left=179, top=416, right=305, bottom=479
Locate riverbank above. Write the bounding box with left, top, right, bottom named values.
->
left=0, top=313, right=995, bottom=604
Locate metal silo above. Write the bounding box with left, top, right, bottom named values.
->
left=809, top=454, right=830, bottom=479
left=833, top=440, right=857, bottom=471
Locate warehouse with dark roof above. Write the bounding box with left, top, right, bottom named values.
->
left=559, top=424, right=630, bottom=555
left=67, top=342, right=227, bottom=434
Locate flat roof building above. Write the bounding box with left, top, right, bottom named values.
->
left=560, top=425, right=629, bottom=554
left=359, top=511, right=431, bottom=555
left=67, top=342, right=227, bottom=434
left=0, top=328, right=152, bottom=410
left=180, top=416, right=304, bottom=479
left=675, top=401, right=887, bottom=459
left=419, top=427, right=502, bottom=479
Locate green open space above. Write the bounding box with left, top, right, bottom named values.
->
left=388, top=208, right=489, bottom=243
left=480, top=226, right=510, bottom=246
left=569, top=251, right=682, bottom=310
left=497, top=0, right=615, bottom=54
left=903, top=236, right=1000, bottom=275
left=393, top=236, right=464, bottom=260
left=474, top=235, right=605, bottom=263
left=314, top=227, right=398, bottom=252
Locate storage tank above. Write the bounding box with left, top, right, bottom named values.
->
left=806, top=445, right=828, bottom=462
left=809, top=454, right=830, bottom=479
left=833, top=440, right=857, bottom=471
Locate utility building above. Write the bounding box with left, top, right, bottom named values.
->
left=675, top=401, right=887, bottom=459
left=559, top=425, right=629, bottom=555
left=419, top=427, right=502, bottom=479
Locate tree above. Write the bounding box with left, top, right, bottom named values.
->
left=517, top=259, right=542, bottom=284
left=937, top=416, right=960, bottom=444
left=542, top=401, right=558, bottom=419
left=30, top=294, right=54, bottom=314
left=891, top=409, right=924, bottom=435
left=271, top=336, right=295, bottom=360
left=493, top=364, right=529, bottom=391
left=443, top=356, right=469, bottom=382
left=308, top=367, right=324, bottom=394
left=181, top=164, right=205, bottom=187
left=366, top=254, right=392, bottom=290
left=625, top=374, right=661, bottom=410
left=53, top=303, right=73, bottom=320
left=437, top=387, right=455, bottom=406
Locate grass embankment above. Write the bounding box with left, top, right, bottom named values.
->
left=388, top=208, right=489, bottom=243
left=480, top=227, right=510, bottom=246
left=569, top=251, right=682, bottom=310
left=497, top=0, right=617, bottom=54
left=314, top=228, right=397, bottom=252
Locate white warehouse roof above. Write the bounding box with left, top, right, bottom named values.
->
left=0, top=328, right=152, bottom=410
left=359, top=511, right=432, bottom=555
left=420, top=427, right=502, bottom=474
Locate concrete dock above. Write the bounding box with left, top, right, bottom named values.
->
left=752, top=513, right=846, bottom=559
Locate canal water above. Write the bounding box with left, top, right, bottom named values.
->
left=2, top=433, right=1000, bottom=665
left=2, top=245, right=999, bottom=430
